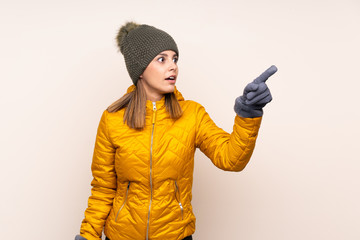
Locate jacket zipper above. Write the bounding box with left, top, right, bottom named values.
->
left=115, top=181, right=130, bottom=222
left=146, top=102, right=157, bottom=240
left=175, top=180, right=184, bottom=220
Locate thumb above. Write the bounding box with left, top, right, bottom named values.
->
left=243, top=82, right=259, bottom=95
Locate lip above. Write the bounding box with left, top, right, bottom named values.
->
left=165, top=79, right=176, bottom=85
left=166, top=80, right=176, bottom=84
left=165, top=75, right=177, bottom=80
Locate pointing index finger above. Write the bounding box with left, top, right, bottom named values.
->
left=253, top=65, right=278, bottom=84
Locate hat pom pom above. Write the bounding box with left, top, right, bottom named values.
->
left=116, top=21, right=140, bottom=54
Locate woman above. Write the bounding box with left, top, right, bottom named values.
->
left=75, top=22, right=277, bottom=240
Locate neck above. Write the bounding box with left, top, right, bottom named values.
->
left=146, top=93, right=164, bottom=102
left=138, top=79, right=164, bottom=101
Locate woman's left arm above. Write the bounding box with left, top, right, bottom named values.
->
left=195, top=106, right=262, bottom=172
left=195, top=65, right=277, bottom=171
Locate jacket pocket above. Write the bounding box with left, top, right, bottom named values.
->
left=174, top=180, right=184, bottom=220
left=115, top=181, right=130, bottom=222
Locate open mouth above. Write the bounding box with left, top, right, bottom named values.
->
left=165, top=76, right=176, bottom=80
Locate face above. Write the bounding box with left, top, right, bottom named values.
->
left=139, top=50, right=179, bottom=101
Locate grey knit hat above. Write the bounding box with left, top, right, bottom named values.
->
left=116, top=22, right=179, bottom=86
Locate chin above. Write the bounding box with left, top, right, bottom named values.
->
left=162, top=86, right=175, bottom=94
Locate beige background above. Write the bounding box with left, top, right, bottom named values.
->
left=1, top=0, right=359, bottom=239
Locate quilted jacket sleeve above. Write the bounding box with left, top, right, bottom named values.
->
left=195, top=104, right=262, bottom=171
left=80, top=110, right=117, bottom=240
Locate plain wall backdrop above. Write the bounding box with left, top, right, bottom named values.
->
left=1, top=0, right=359, bottom=239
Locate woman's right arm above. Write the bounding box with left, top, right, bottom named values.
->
left=78, top=110, right=117, bottom=240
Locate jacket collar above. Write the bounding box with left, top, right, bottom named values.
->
left=124, top=85, right=184, bottom=115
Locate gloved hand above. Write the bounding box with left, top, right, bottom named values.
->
left=75, top=235, right=87, bottom=240
left=234, top=65, right=277, bottom=118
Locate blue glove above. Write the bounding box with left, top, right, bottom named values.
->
left=234, top=65, right=277, bottom=118
left=75, top=235, right=87, bottom=240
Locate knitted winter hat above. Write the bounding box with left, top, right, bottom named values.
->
left=116, top=22, right=179, bottom=86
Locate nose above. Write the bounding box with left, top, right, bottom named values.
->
left=169, top=60, right=177, bottom=72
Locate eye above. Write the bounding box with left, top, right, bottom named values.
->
left=157, top=57, right=165, bottom=62
left=173, top=57, right=178, bottom=63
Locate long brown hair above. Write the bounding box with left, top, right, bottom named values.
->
left=107, top=80, right=183, bottom=130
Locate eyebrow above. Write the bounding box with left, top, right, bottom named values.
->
left=158, top=52, right=178, bottom=57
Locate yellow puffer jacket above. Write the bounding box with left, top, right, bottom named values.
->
left=80, top=86, right=262, bottom=240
